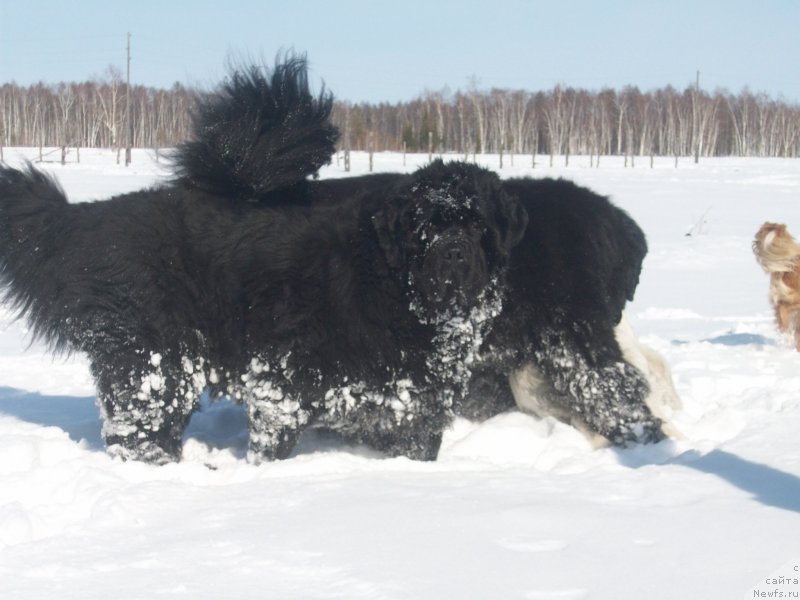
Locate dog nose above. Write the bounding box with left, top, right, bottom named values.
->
left=440, top=235, right=470, bottom=264
left=444, top=243, right=466, bottom=263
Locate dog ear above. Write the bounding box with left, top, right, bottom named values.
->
left=372, top=199, right=407, bottom=270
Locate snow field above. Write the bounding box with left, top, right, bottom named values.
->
left=0, top=148, right=798, bottom=599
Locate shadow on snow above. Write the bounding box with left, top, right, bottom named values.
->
left=0, top=386, right=249, bottom=454
left=0, top=386, right=103, bottom=449
left=1, top=386, right=799, bottom=514
left=671, top=332, right=775, bottom=347
left=678, top=449, right=800, bottom=514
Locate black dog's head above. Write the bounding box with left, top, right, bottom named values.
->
left=373, top=160, right=527, bottom=318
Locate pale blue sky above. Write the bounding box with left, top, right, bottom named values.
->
left=1, top=0, right=797, bottom=102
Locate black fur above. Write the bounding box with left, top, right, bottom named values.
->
left=171, top=54, right=339, bottom=201
left=459, top=177, right=664, bottom=445
left=0, top=56, right=662, bottom=462
left=264, top=161, right=663, bottom=444
left=0, top=159, right=526, bottom=464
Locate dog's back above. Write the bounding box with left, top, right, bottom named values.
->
left=0, top=167, right=204, bottom=354
left=502, top=177, right=647, bottom=326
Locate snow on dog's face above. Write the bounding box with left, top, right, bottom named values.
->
left=373, top=160, right=528, bottom=319
left=413, top=191, right=491, bottom=313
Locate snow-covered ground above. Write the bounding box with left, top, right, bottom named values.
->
left=1, top=148, right=799, bottom=599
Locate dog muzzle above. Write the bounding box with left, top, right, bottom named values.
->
left=418, top=229, right=489, bottom=311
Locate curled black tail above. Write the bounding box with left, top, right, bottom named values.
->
left=0, top=164, right=70, bottom=347
left=172, top=54, right=340, bottom=201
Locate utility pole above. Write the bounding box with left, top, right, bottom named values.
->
left=694, top=70, right=700, bottom=164
left=125, top=33, right=132, bottom=166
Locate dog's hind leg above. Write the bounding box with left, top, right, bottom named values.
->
left=91, top=348, right=204, bottom=464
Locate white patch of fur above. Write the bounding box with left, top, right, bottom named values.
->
left=507, top=363, right=551, bottom=419
left=614, top=315, right=682, bottom=414
left=508, top=362, right=613, bottom=449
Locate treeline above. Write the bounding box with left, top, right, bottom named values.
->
left=1, top=76, right=799, bottom=159
left=0, top=76, right=196, bottom=151
left=334, top=86, right=800, bottom=160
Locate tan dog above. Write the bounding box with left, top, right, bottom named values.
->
left=753, top=222, right=800, bottom=350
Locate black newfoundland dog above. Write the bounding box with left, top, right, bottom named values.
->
left=0, top=60, right=527, bottom=464
left=0, top=57, right=665, bottom=464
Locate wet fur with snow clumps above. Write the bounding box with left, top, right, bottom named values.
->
left=0, top=122, right=526, bottom=464
left=458, top=177, right=669, bottom=445
left=174, top=61, right=673, bottom=445
left=0, top=55, right=672, bottom=462
left=507, top=315, right=682, bottom=446
left=753, top=222, right=800, bottom=350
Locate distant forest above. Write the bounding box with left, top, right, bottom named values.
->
left=1, top=73, right=799, bottom=160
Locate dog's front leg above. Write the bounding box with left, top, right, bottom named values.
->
left=337, top=386, right=449, bottom=461
left=364, top=417, right=445, bottom=461
left=529, top=326, right=665, bottom=446
left=459, top=366, right=517, bottom=421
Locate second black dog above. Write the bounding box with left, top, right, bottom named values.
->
left=460, top=177, right=665, bottom=445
